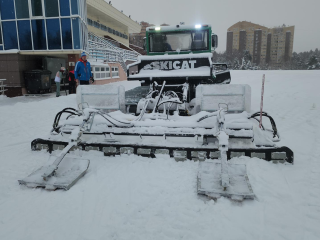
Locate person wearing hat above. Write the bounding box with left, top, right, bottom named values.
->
left=54, top=67, right=66, bottom=97
left=74, top=52, right=93, bottom=86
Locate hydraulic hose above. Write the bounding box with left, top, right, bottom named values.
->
left=249, top=112, right=279, bottom=138
left=52, top=108, right=80, bottom=131
left=97, top=112, right=133, bottom=128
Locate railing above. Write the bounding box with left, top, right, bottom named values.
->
left=0, top=79, right=7, bottom=95
left=88, top=32, right=140, bottom=73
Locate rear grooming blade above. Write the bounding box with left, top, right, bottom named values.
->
left=19, top=156, right=90, bottom=190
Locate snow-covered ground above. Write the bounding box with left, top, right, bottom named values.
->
left=0, top=71, right=320, bottom=240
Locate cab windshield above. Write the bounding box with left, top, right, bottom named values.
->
left=149, top=30, right=209, bottom=53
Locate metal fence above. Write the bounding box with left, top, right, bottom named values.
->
left=0, top=79, right=7, bottom=95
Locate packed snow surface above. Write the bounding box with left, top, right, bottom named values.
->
left=1, top=71, right=320, bottom=240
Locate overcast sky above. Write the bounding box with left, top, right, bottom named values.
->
left=111, top=0, right=320, bottom=53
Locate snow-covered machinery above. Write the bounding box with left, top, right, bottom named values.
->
left=126, top=24, right=230, bottom=115
left=19, top=25, right=293, bottom=200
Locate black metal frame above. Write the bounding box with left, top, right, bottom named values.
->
left=31, top=138, right=294, bottom=164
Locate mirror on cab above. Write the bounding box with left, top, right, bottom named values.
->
left=143, top=37, right=146, bottom=50
left=211, top=34, right=218, bottom=48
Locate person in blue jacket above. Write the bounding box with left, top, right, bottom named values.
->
left=74, top=52, right=93, bottom=85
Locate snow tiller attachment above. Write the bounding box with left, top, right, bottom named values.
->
left=197, top=109, right=255, bottom=200
left=21, top=81, right=293, bottom=194
left=19, top=120, right=91, bottom=190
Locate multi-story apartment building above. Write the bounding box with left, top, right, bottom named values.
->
left=226, top=21, right=294, bottom=67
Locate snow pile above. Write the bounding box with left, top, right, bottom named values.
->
left=0, top=71, right=320, bottom=240
left=0, top=94, right=7, bottom=101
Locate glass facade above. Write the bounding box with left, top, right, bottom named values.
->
left=0, top=0, right=16, bottom=20
left=59, top=0, right=70, bottom=17
left=0, top=0, right=87, bottom=52
left=32, top=19, right=46, bottom=50
left=44, top=0, right=59, bottom=17
left=72, top=18, right=80, bottom=49
left=0, top=23, right=2, bottom=44
left=31, top=0, right=43, bottom=17
left=2, top=21, right=18, bottom=50
left=71, top=0, right=78, bottom=15
left=61, top=18, right=72, bottom=49
left=17, top=20, right=32, bottom=50
left=46, top=19, right=61, bottom=49
left=15, top=0, right=30, bottom=19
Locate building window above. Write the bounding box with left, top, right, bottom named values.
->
left=100, top=67, right=106, bottom=78
left=31, top=0, right=43, bottom=17
left=87, top=17, right=127, bottom=40
left=59, top=0, right=71, bottom=16
left=2, top=21, right=18, bottom=50
left=81, top=21, right=86, bottom=50
left=31, top=19, right=46, bottom=50
left=71, top=0, right=78, bottom=15
left=106, top=67, right=110, bottom=78
left=46, top=19, right=61, bottom=49
left=93, top=21, right=100, bottom=28
left=72, top=18, right=80, bottom=49
left=15, top=0, right=30, bottom=19
left=17, top=20, right=32, bottom=50
left=0, top=0, right=15, bottom=20
left=0, top=24, right=2, bottom=44
left=61, top=18, right=72, bottom=49
left=94, top=67, right=100, bottom=79
left=44, top=0, right=59, bottom=17
left=112, top=67, right=119, bottom=77
left=93, top=66, right=111, bottom=79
